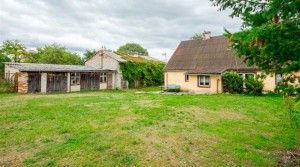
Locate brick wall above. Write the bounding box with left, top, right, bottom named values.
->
left=18, top=72, right=28, bottom=93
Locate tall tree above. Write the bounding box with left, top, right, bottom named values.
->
left=117, top=43, right=149, bottom=56
left=23, top=50, right=41, bottom=63
left=190, top=33, right=203, bottom=40
left=211, top=0, right=300, bottom=124
left=0, top=40, right=27, bottom=63
left=38, top=44, right=83, bottom=65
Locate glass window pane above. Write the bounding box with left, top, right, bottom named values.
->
left=205, top=76, right=210, bottom=85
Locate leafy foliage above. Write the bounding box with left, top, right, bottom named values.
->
left=117, top=43, right=149, bottom=56
left=190, top=33, right=203, bottom=40
left=0, top=40, right=27, bottom=63
left=120, top=61, right=164, bottom=88
left=244, top=75, right=264, bottom=96
left=211, top=0, right=300, bottom=124
left=0, top=52, right=10, bottom=73
left=222, top=71, right=243, bottom=94
left=38, top=44, right=83, bottom=65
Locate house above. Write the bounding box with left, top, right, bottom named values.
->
left=85, top=50, right=160, bottom=89
left=4, top=63, right=113, bottom=93
left=164, top=32, right=286, bottom=94
left=4, top=50, right=160, bottom=93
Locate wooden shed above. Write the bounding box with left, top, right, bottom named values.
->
left=4, top=63, right=114, bottom=93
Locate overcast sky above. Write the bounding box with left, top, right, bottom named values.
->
left=0, top=0, right=242, bottom=61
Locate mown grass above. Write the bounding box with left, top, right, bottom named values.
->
left=0, top=89, right=299, bottom=166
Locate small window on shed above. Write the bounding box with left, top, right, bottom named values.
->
left=71, top=73, right=80, bottom=85
left=100, top=73, right=107, bottom=83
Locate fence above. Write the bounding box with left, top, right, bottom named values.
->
left=0, top=73, right=18, bottom=93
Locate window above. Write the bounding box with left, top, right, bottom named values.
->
left=275, top=74, right=282, bottom=85
left=241, top=73, right=256, bottom=88
left=185, top=74, right=189, bottom=82
left=71, top=73, right=80, bottom=85
left=100, top=73, right=107, bottom=83
left=198, top=75, right=210, bottom=87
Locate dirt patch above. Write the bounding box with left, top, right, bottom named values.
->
left=278, top=150, right=300, bottom=167
left=172, top=106, right=250, bottom=123
left=115, top=116, right=135, bottom=124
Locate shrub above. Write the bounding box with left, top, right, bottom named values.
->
left=0, top=75, right=15, bottom=93
left=222, top=71, right=243, bottom=94
left=244, top=75, right=264, bottom=95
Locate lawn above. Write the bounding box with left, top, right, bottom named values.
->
left=0, top=89, right=299, bottom=166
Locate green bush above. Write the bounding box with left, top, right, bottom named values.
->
left=244, top=75, right=264, bottom=95
left=222, top=71, right=244, bottom=94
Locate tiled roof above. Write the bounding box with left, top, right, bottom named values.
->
left=5, top=62, right=112, bottom=72
left=164, top=36, right=257, bottom=74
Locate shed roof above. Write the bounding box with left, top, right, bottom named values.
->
left=164, top=36, right=257, bottom=74
left=5, top=62, right=113, bottom=72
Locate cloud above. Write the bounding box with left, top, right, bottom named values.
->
left=0, top=0, right=242, bottom=61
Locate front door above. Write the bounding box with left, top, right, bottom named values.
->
left=107, top=73, right=113, bottom=89
left=47, top=73, right=68, bottom=93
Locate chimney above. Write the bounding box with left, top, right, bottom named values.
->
left=202, top=31, right=211, bottom=40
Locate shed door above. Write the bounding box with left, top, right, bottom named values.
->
left=47, top=73, right=68, bottom=93
left=107, top=73, right=113, bottom=89
left=28, top=73, right=41, bottom=93
left=80, top=73, right=100, bottom=91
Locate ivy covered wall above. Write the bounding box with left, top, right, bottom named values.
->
left=120, top=61, right=165, bottom=88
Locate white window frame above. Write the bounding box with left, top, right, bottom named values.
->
left=100, top=73, right=107, bottom=83
left=240, top=73, right=256, bottom=88
left=71, top=72, right=80, bottom=85
left=198, top=75, right=210, bottom=87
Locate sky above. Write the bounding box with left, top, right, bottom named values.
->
left=0, top=0, right=242, bottom=61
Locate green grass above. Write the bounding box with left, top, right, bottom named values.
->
left=0, top=89, right=299, bottom=166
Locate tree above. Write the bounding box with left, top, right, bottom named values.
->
left=0, top=40, right=28, bottom=63
left=0, top=52, right=10, bottom=73
left=211, top=0, right=300, bottom=125
left=23, top=50, right=42, bottom=63
left=83, top=49, right=97, bottom=62
left=190, top=33, right=203, bottom=40
left=38, top=44, right=83, bottom=65
left=117, top=43, right=149, bottom=56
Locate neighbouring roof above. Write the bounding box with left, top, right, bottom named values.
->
left=5, top=62, right=113, bottom=72
left=86, top=50, right=162, bottom=63
left=104, top=51, right=126, bottom=62
left=164, top=36, right=257, bottom=74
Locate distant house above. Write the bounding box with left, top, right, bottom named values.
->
left=4, top=50, right=160, bottom=93
left=85, top=50, right=160, bottom=89
left=164, top=32, right=286, bottom=94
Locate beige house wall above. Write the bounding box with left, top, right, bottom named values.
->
left=164, top=71, right=222, bottom=94
left=164, top=70, right=294, bottom=93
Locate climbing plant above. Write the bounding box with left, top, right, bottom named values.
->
left=120, top=61, right=165, bottom=88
